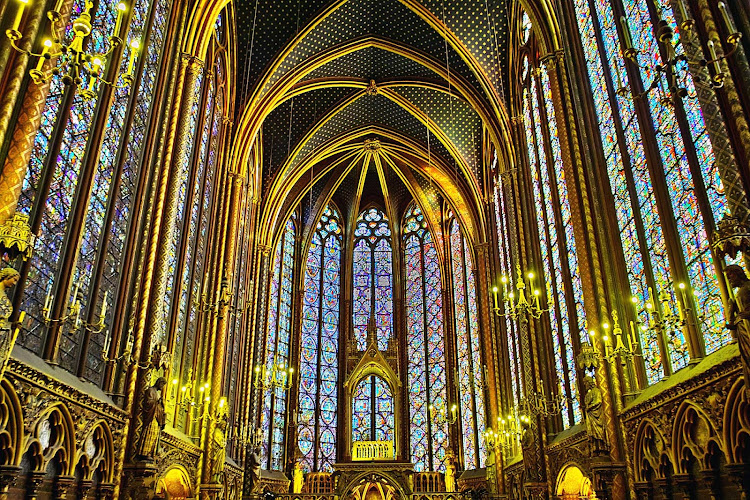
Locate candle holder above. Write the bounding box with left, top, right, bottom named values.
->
left=5, top=0, right=139, bottom=96
left=484, top=413, right=523, bottom=458
left=254, top=357, right=294, bottom=392
left=519, top=389, right=565, bottom=418
left=616, top=15, right=689, bottom=104
left=492, top=265, right=550, bottom=320
left=200, top=277, right=231, bottom=313
left=428, top=401, right=458, bottom=425
left=42, top=283, right=109, bottom=333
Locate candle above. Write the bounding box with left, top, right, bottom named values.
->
left=707, top=40, right=722, bottom=80
left=100, top=290, right=108, bottom=322
left=676, top=0, right=689, bottom=25
left=87, top=57, right=102, bottom=92
left=620, top=16, right=634, bottom=52
left=44, top=282, right=53, bottom=312
left=103, top=333, right=111, bottom=355
left=127, top=39, right=140, bottom=75
left=614, top=62, right=623, bottom=90
left=113, top=2, right=127, bottom=38
left=629, top=321, right=637, bottom=348
left=11, top=0, right=30, bottom=32
left=718, top=2, right=737, bottom=34
left=492, top=286, right=499, bottom=310
left=35, top=39, right=52, bottom=72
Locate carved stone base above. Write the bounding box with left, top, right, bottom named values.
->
left=0, top=465, right=19, bottom=498
left=121, top=462, right=160, bottom=500
left=200, top=483, right=223, bottom=499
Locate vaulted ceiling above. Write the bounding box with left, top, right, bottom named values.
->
left=229, top=0, right=515, bottom=248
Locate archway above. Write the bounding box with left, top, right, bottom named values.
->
left=156, top=467, right=193, bottom=500
left=555, top=465, right=597, bottom=500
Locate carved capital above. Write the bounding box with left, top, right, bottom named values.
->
left=0, top=212, right=34, bottom=260
left=713, top=214, right=750, bottom=259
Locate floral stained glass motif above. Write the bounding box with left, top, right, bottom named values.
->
left=450, top=216, right=485, bottom=469
left=261, top=218, right=295, bottom=470
left=352, top=376, right=395, bottom=443
left=404, top=204, right=447, bottom=472
left=352, top=208, right=393, bottom=350
left=298, top=205, right=341, bottom=473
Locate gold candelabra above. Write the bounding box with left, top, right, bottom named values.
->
left=484, top=413, right=524, bottom=457
left=43, top=282, right=108, bottom=333
left=254, top=357, right=294, bottom=391
left=492, top=265, right=550, bottom=320
left=5, top=0, right=140, bottom=95
left=519, top=386, right=566, bottom=418
left=616, top=0, right=741, bottom=96
left=428, top=401, right=458, bottom=425
left=200, top=278, right=231, bottom=313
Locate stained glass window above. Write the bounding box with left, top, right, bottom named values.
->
left=261, top=217, right=296, bottom=470
left=352, top=208, right=393, bottom=351
left=521, top=53, right=583, bottom=427
left=404, top=204, right=447, bottom=472
left=168, top=46, right=226, bottom=435
left=492, top=155, right=522, bottom=409
left=449, top=214, right=485, bottom=469
left=298, top=205, right=342, bottom=473
left=352, top=375, right=395, bottom=443
left=16, top=0, right=172, bottom=371
left=571, top=0, right=730, bottom=384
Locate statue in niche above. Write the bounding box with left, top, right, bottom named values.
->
left=725, top=264, right=750, bottom=394
left=247, top=445, right=262, bottom=494
left=211, top=408, right=228, bottom=482
left=291, top=459, right=303, bottom=493
left=135, top=377, right=167, bottom=460
left=0, top=267, right=19, bottom=378
left=583, top=375, right=608, bottom=455
left=444, top=449, right=457, bottom=492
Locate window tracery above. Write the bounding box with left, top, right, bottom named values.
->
left=572, top=0, right=730, bottom=384
left=352, top=208, right=393, bottom=351
left=404, top=204, right=447, bottom=472
left=298, top=205, right=342, bottom=473
left=449, top=213, right=485, bottom=469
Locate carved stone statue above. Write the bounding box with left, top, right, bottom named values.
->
left=725, top=264, right=750, bottom=394
left=485, top=445, right=497, bottom=493
left=246, top=445, right=262, bottom=494
left=444, top=449, right=457, bottom=492
left=292, top=459, right=303, bottom=493
left=211, top=409, right=228, bottom=482
left=583, top=375, right=608, bottom=455
left=135, top=377, right=167, bottom=460
left=0, top=267, right=19, bottom=378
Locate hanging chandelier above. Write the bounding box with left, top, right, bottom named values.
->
left=6, top=0, right=139, bottom=97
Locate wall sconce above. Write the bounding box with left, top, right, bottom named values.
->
left=42, top=282, right=107, bottom=333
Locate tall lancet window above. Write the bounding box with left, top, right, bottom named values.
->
left=520, top=49, right=584, bottom=427
left=352, top=375, right=395, bottom=443
left=404, top=204, right=447, bottom=472
left=449, top=213, right=485, bottom=469
left=16, top=0, right=172, bottom=373
left=571, top=0, right=729, bottom=384
left=298, top=206, right=342, bottom=472
left=352, top=208, right=393, bottom=350
left=261, top=217, right=296, bottom=470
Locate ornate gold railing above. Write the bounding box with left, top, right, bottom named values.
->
left=352, top=440, right=394, bottom=460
